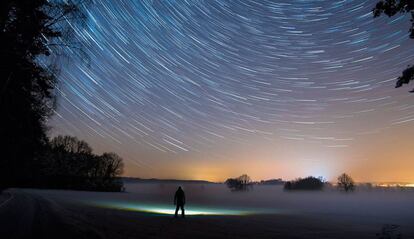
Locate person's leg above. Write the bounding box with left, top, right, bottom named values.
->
left=181, top=205, right=185, bottom=218
left=175, top=205, right=179, bottom=217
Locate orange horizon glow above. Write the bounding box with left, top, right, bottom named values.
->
left=114, top=123, right=414, bottom=183
left=51, top=103, right=414, bottom=184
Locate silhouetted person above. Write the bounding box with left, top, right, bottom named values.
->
left=174, top=186, right=185, bottom=218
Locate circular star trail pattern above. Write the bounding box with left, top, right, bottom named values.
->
left=51, top=0, right=414, bottom=169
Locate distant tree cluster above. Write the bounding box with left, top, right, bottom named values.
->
left=39, top=135, right=124, bottom=191
left=225, top=174, right=252, bottom=191
left=284, top=176, right=325, bottom=191
left=258, top=178, right=285, bottom=185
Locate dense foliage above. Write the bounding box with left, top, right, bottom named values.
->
left=373, top=0, right=414, bottom=92
left=284, top=176, right=325, bottom=191
left=40, top=135, right=124, bottom=191
left=0, top=0, right=90, bottom=188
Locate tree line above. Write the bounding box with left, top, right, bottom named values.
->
left=1, top=135, right=124, bottom=192
left=40, top=135, right=124, bottom=191
left=226, top=173, right=355, bottom=192
left=0, top=0, right=96, bottom=191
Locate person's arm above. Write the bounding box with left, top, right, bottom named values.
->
left=183, top=192, right=186, bottom=205
left=174, top=192, right=177, bottom=205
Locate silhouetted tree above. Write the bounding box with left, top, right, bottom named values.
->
left=94, top=152, right=124, bottom=190
left=337, top=173, right=355, bottom=192
left=50, top=135, right=93, bottom=154
left=373, top=0, right=414, bottom=92
left=0, top=0, right=89, bottom=188
left=225, top=174, right=252, bottom=191
left=237, top=174, right=251, bottom=185
left=284, top=176, right=324, bottom=190
left=46, top=135, right=93, bottom=183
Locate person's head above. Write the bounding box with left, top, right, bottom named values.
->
left=178, top=186, right=182, bottom=190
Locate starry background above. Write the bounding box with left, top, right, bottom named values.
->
left=49, top=0, right=414, bottom=182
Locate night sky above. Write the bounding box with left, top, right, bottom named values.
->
left=50, top=0, right=414, bottom=182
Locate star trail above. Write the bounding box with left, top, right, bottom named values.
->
left=50, top=0, right=414, bottom=182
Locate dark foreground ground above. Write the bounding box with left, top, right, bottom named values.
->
left=0, top=188, right=413, bottom=239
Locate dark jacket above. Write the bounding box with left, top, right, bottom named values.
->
left=174, top=188, right=185, bottom=205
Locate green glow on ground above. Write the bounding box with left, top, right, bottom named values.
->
left=92, top=201, right=252, bottom=216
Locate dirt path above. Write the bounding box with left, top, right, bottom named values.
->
left=0, top=190, right=102, bottom=239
